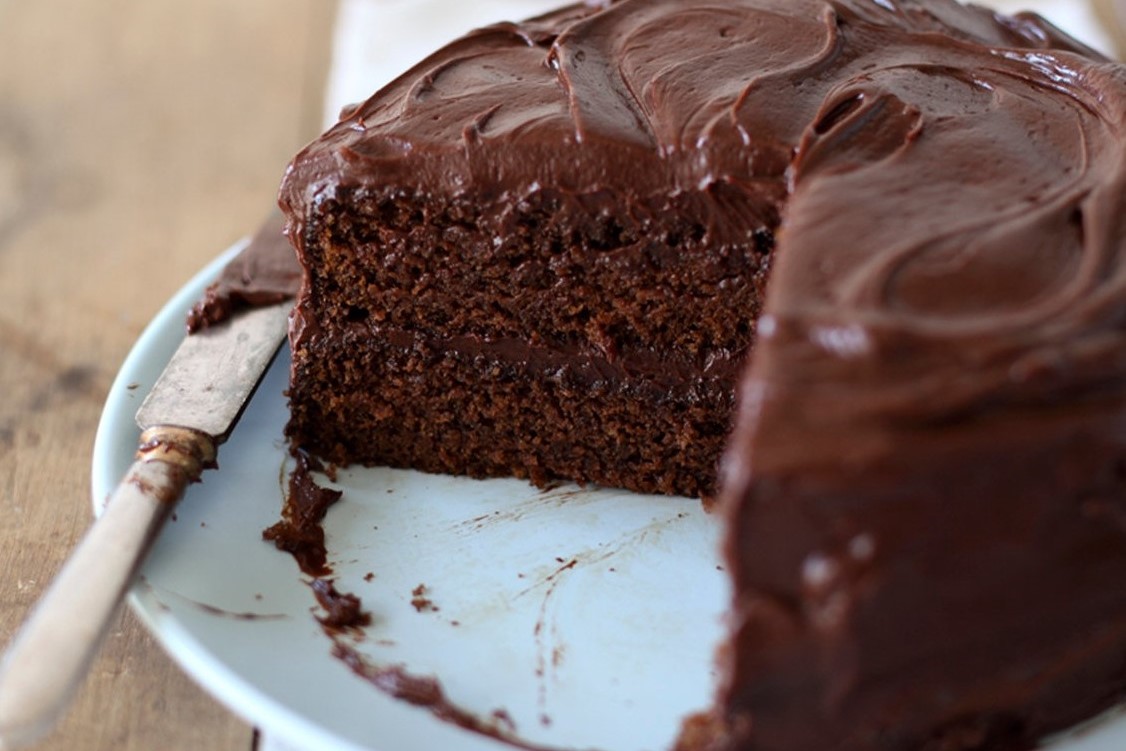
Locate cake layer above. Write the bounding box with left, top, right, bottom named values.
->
left=294, top=183, right=773, bottom=362
left=286, top=330, right=734, bottom=497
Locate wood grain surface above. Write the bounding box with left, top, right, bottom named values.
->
left=1092, top=0, right=1126, bottom=56
left=0, top=1, right=335, bottom=748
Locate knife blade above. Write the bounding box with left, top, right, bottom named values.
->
left=0, top=226, right=293, bottom=751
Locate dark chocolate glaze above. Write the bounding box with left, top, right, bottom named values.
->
left=276, top=1, right=1126, bottom=749
left=262, top=452, right=343, bottom=578
left=186, top=212, right=301, bottom=333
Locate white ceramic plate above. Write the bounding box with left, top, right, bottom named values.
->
left=92, top=245, right=1126, bottom=751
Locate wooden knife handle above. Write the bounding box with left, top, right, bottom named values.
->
left=0, top=427, right=214, bottom=750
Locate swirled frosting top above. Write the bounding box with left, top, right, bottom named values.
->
left=281, top=0, right=1110, bottom=199
left=280, top=0, right=1125, bottom=465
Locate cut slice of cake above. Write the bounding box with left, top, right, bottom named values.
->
left=279, top=1, right=791, bottom=498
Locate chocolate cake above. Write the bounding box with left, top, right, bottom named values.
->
left=277, top=0, right=1126, bottom=749
left=279, top=0, right=786, bottom=498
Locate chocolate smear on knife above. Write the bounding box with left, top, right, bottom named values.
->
left=186, top=212, right=301, bottom=333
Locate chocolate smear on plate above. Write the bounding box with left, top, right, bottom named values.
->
left=262, top=451, right=342, bottom=578
left=311, top=578, right=372, bottom=633
left=330, top=640, right=595, bottom=751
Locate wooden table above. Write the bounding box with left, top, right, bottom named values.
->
left=0, top=1, right=336, bottom=748
left=1096, top=0, right=1126, bottom=53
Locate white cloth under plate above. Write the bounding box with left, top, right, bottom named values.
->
left=260, top=2, right=1114, bottom=749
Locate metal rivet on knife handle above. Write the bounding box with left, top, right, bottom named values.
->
left=136, top=426, right=218, bottom=481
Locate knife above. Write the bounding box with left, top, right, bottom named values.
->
left=0, top=229, right=293, bottom=750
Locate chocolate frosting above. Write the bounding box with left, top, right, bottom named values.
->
left=279, top=0, right=1105, bottom=212
left=262, top=452, right=343, bottom=578
left=310, top=578, right=372, bottom=633
left=186, top=212, right=301, bottom=333
left=738, top=24, right=1125, bottom=475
